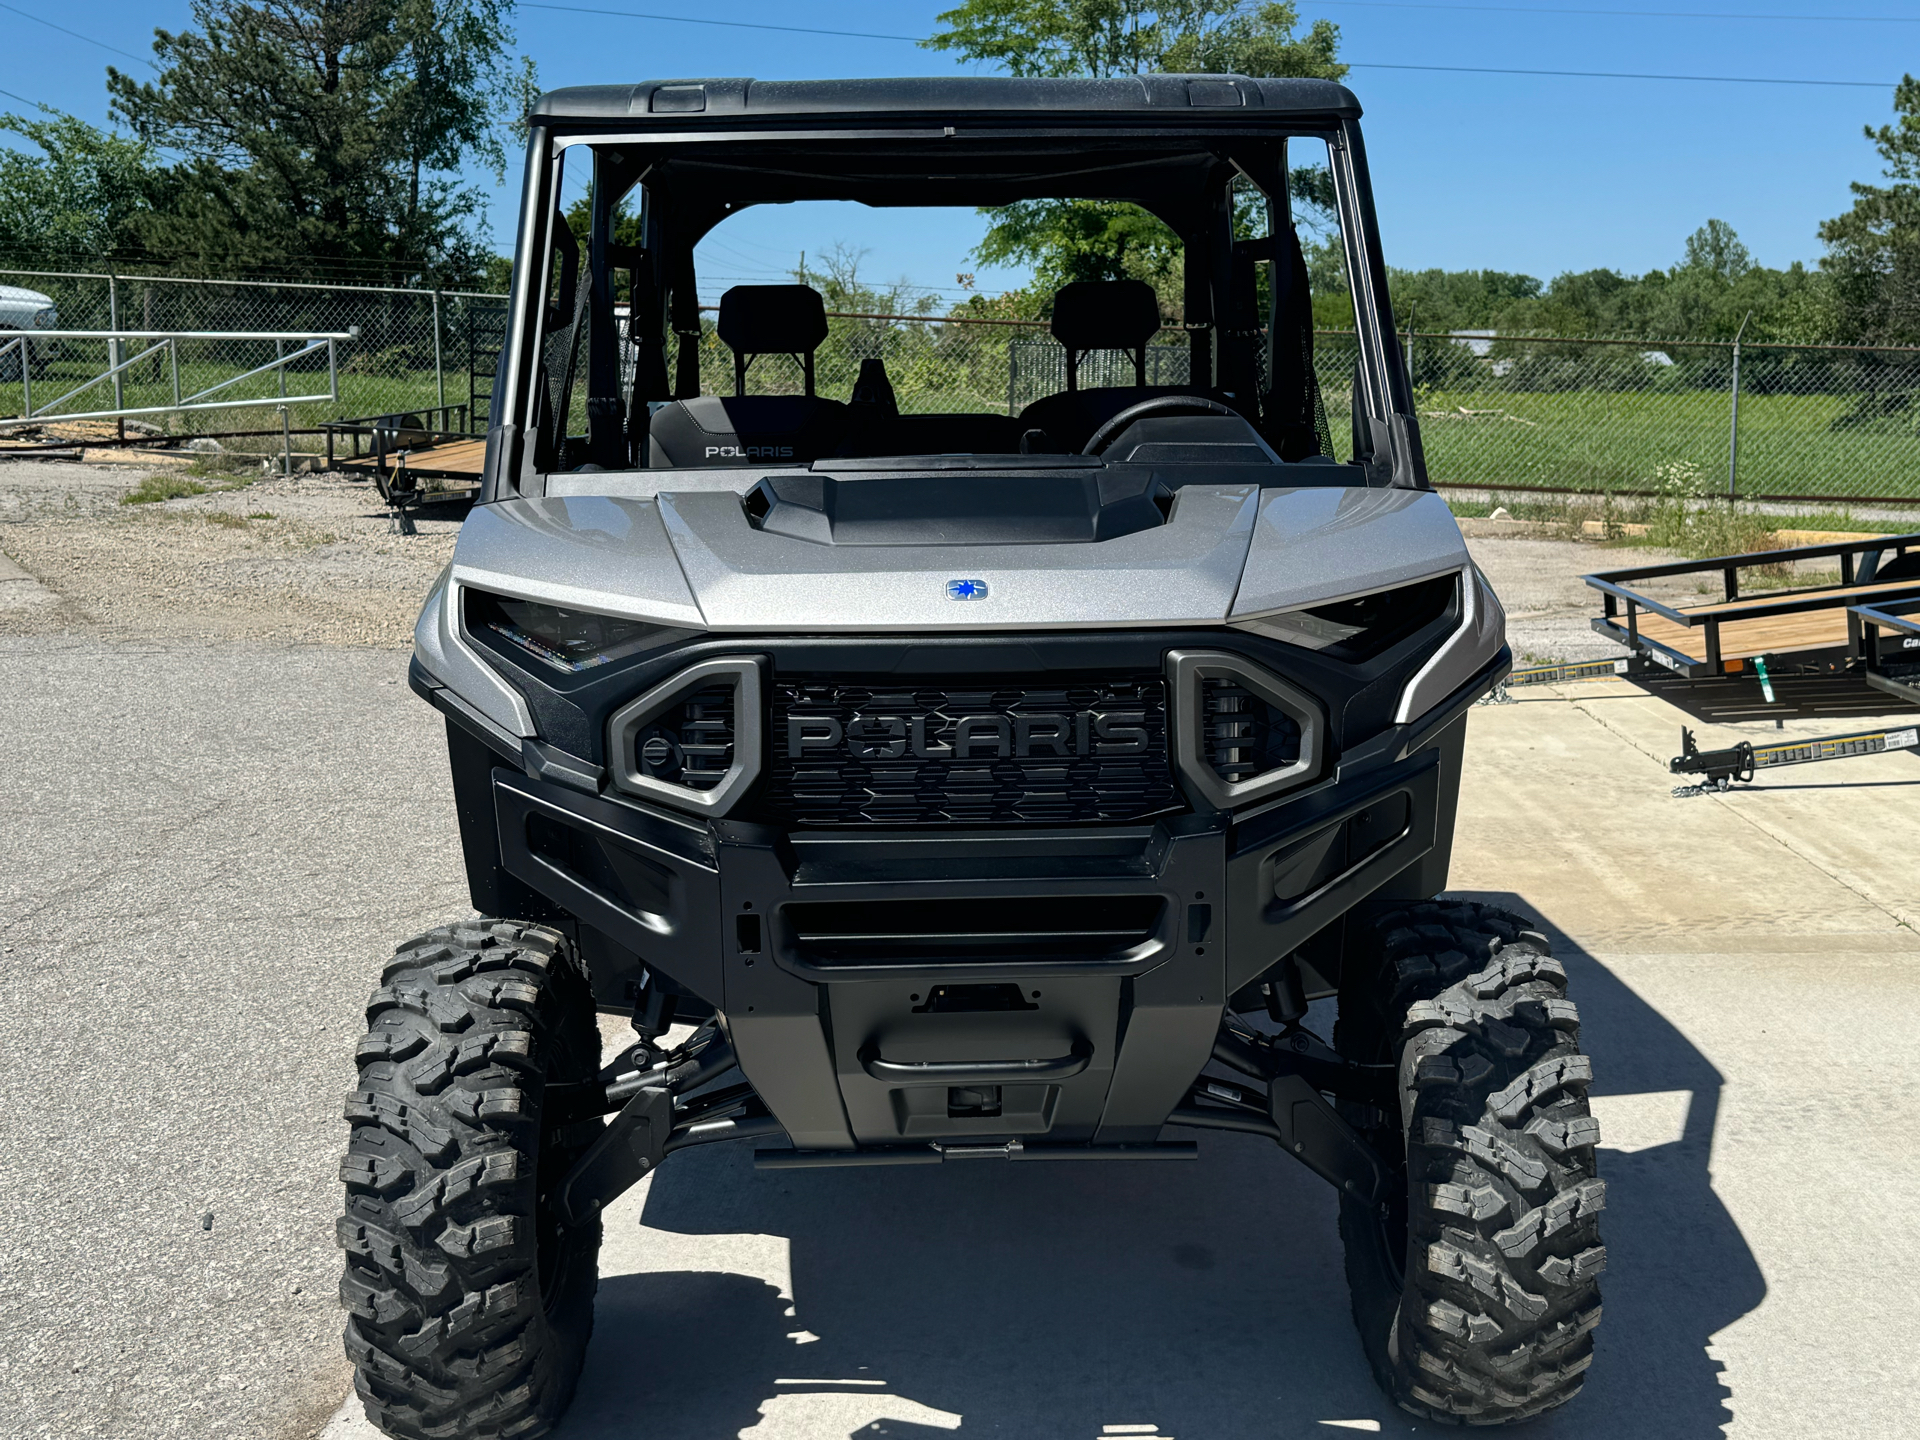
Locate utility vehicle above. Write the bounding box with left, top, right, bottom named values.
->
left=339, top=75, right=1605, bottom=1436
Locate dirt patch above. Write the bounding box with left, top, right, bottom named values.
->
left=0, top=458, right=457, bottom=647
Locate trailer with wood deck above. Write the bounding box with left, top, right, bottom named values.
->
left=1584, top=534, right=1919, bottom=680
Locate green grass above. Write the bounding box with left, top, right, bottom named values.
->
left=1413, top=386, right=1917, bottom=502
left=121, top=474, right=207, bottom=505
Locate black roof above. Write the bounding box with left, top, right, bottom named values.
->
left=530, top=75, right=1360, bottom=127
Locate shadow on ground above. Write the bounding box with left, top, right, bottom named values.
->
left=556, top=892, right=1764, bottom=1440
left=1630, top=669, right=1901, bottom=725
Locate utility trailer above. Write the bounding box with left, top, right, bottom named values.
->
left=1585, top=533, right=1919, bottom=680
left=322, top=405, right=487, bottom=531
left=1852, top=597, right=1920, bottom=704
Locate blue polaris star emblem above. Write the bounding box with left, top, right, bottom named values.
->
left=946, top=578, right=989, bottom=601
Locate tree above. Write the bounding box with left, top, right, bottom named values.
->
left=1817, top=74, right=1918, bottom=347
left=925, top=1, right=1345, bottom=308
left=1681, top=218, right=1751, bottom=282
left=106, top=0, right=536, bottom=282
left=0, top=109, right=166, bottom=262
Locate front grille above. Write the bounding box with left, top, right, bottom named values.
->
left=629, top=685, right=735, bottom=792
left=758, top=675, right=1181, bottom=827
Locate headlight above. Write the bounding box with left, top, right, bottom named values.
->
left=1231, top=574, right=1459, bottom=660
left=465, top=588, right=695, bottom=673
left=31, top=307, right=55, bottom=329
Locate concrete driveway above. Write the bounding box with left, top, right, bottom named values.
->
left=0, top=594, right=1912, bottom=1438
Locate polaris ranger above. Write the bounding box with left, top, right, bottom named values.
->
left=339, top=75, right=1605, bottom=1436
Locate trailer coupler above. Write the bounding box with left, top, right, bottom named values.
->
left=1670, top=723, right=1920, bottom=797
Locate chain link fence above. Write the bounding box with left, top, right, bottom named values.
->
left=0, top=269, right=508, bottom=439
left=1, top=267, right=1913, bottom=502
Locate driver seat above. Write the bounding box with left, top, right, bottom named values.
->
left=1017, top=279, right=1220, bottom=451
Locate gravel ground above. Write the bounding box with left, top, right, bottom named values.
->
left=0, top=460, right=459, bottom=649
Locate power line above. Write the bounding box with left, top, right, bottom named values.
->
left=518, top=3, right=1898, bottom=86
left=0, top=1, right=154, bottom=67
left=1347, top=60, right=1890, bottom=85
left=1314, top=0, right=1912, bottom=23
left=521, top=4, right=920, bottom=42
left=0, top=86, right=61, bottom=113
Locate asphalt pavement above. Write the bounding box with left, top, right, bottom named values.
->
left=0, top=628, right=1915, bottom=1440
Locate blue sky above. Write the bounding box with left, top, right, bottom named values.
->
left=1, top=0, right=1913, bottom=301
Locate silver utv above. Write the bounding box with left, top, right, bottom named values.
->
left=341, top=75, right=1605, bottom=1439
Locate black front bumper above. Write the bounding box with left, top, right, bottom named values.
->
left=426, top=655, right=1484, bottom=1150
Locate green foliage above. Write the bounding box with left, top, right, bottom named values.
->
left=1817, top=74, right=1918, bottom=348
left=924, top=0, right=1340, bottom=81
left=927, top=1, right=1345, bottom=312
left=105, top=0, right=537, bottom=282
left=0, top=110, right=167, bottom=261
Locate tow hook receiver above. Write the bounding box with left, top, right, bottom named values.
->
left=557, top=1086, right=672, bottom=1226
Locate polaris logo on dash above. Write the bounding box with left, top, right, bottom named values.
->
left=946, top=579, right=989, bottom=600
left=705, top=444, right=794, bottom=459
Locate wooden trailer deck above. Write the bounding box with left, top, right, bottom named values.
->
left=332, top=436, right=487, bottom=486
left=320, top=406, right=486, bottom=499
left=1586, top=534, right=1919, bottom=677
left=1628, top=582, right=1896, bottom=663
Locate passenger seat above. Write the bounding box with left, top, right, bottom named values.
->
left=648, top=285, right=848, bottom=467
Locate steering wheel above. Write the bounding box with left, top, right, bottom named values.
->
left=1081, top=395, right=1240, bottom=456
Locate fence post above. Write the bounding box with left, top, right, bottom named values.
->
left=432, top=289, right=446, bottom=415
left=1726, top=309, right=1751, bottom=500
left=108, top=273, right=122, bottom=437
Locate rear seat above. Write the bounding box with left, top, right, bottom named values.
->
left=648, top=284, right=848, bottom=466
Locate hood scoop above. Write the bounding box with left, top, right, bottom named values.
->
left=741, top=471, right=1172, bottom=547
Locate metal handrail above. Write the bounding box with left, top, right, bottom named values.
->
left=0, top=327, right=356, bottom=424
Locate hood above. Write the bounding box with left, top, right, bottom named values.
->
left=447, top=482, right=1470, bottom=634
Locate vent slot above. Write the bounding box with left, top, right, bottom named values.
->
left=785, top=895, right=1164, bottom=967
left=1201, top=678, right=1302, bottom=785
left=632, top=684, right=735, bottom=792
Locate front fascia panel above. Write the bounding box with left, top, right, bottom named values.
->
left=1395, top=564, right=1508, bottom=724
left=414, top=568, right=536, bottom=739
left=441, top=623, right=1461, bottom=786
left=1231, top=487, right=1469, bottom=618
left=453, top=496, right=706, bottom=627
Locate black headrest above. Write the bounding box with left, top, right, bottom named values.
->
left=717, top=284, right=829, bottom=356
left=1050, top=279, right=1161, bottom=352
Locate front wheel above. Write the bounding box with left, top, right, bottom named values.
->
left=338, top=921, right=604, bottom=1438
left=1337, top=902, right=1605, bottom=1425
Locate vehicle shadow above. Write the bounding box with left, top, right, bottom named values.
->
left=558, top=890, right=1761, bottom=1440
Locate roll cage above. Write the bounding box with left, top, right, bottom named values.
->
left=483, top=75, right=1426, bottom=500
